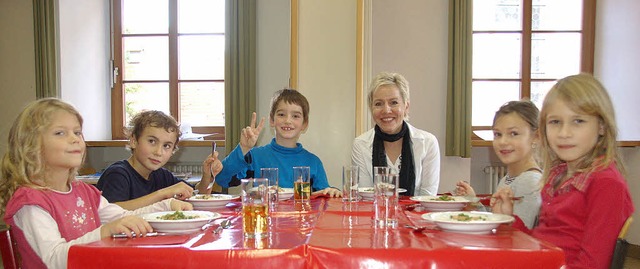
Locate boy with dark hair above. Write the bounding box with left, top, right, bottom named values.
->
left=97, top=110, right=222, bottom=210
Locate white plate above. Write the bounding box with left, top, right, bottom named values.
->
left=358, top=187, right=407, bottom=200
left=186, top=194, right=240, bottom=210
left=278, top=188, right=294, bottom=200
left=75, top=175, right=100, bottom=185
left=422, top=211, right=514, bottom=234
left=410, top=195, right=470, bottom=211
left=141, top=211, right=221, bottom=234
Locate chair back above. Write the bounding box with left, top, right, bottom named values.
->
left=0, top=226, right=20, bottom=269
left=610, top=216, right=633, bottom=269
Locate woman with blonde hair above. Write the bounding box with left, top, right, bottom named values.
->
left=352, top=72, right=440, bottom=196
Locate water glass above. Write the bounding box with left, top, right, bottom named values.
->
left=373, top=173, right=399, bottom=228
left=261, top=168, right=279, bottom=209
left=241, top=178, right=269, bottom=239
left=293, top=166, right=311, bottom=204
left=342, top=165, right=360, bottom=202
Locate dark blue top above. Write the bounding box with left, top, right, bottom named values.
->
left=96, top=160, right=191, bottom=203
left=216, top=138, right=330, bottom=191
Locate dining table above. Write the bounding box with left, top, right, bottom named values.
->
left=67, top=196, right=565, bottom=268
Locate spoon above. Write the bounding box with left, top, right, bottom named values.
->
left=214, top=219, right=232, bottom=234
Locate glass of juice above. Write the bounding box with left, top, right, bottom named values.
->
left=241, top=178, right=269, bottom=239
left=293, top=166, right=311, bottom=204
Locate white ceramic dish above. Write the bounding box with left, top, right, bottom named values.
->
left=358, top=187, right=407, bottom=200
left=186, top=194, right=240, bottom=210
left=422, top=211, right=514, bottom=234
left=410, top=195, right=470, bottom=212
left=141, top=211, right=221, bottom=234
left=278, top=188, right=294, bottom=200
left=75, top=175, right=100, bottom=185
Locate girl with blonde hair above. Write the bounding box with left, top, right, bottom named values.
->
left=1, top=98, right=192, bottom=268
left=492, top=74, right=634, bottom=268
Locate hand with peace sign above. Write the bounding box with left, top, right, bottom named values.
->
left=239, top=112, right=265, bottom=156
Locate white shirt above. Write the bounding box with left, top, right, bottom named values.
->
left=351, top=123, right=441, bottom=196
left=12, top=193, right=173, bottom=269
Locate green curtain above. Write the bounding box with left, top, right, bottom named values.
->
left=445, top=0, right=472, bottom=158
left=33, top=0, right=58, bottom=98
left=225, top=0, right=257, bottom=154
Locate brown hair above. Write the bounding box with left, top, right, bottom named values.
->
left=126, top=110, right=181, bottom=151
left=269, top=89, right=310, bottom=124
left=493, top=100, right=539, bottom=131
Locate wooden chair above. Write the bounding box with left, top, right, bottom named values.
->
left=0, top=226, right=20, bottom=269
left=610, top=216, right=633, bottom=269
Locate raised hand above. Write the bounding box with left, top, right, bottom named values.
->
left=313, top=187, right=343, bottom=198
left=239, top=112, right=265, bottom=155
left=454, top=180, right=476, bottom=197
left=197, top=150, right=223, bottom=194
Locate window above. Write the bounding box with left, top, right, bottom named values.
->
left=111, top=0, right=225, bottom=139
left=471, top=0, right=594, bottom=140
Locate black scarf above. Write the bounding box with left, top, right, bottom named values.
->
left=372, top=121, right=415, bottom=196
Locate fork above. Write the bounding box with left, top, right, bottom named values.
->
left=214, top=219, right=232, bottom=234
left=208, top=141, right=217, bottom=190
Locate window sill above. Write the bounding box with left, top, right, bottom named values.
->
left=471, top=140, right=640, bottom=147
left=86, top=140, right=226, bottom=148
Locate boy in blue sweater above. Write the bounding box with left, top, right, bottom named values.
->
left=217, top=89, right=341, bottom=197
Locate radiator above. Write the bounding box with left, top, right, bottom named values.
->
left=483, top=165, right=507, bottom=193
left=166, top=163, right=203, bottom=175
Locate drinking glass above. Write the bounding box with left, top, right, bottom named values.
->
left=261, top=168, right=279, bottom=210
left=342, top=165, right=360, bottom=202
left=373, top=173, right=399, bottom=228
left=241, top=178, right=269, bottom=239
left=293, top=166, right=311, bottom=204
left=373, top=166, right=392, bottom=177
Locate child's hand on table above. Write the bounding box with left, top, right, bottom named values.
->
left=101, top=215, right=153, bottom=238
left=313, top=187, right=343, bottom=198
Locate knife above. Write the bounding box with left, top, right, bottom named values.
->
left=111, top=232, right=167, bottom=238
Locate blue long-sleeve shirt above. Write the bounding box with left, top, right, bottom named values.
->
left=217, top=138, right=330, bottom=191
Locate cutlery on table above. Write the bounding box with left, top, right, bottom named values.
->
left=214, top=219, right=232, bottom=234
left=112, top=232, right=167, bottom=238
left=404, top=224, right=427, bottom=232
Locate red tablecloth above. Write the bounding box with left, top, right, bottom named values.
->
left=68, top=197, right=565, bottom=268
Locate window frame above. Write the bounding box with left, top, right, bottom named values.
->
left=110, top=0, right=225, bottom=140
left=471, top=0, right=595, bottom=146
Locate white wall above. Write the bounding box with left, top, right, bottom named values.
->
left=295, top=0, right=358, bottom=189
left=370, top=0, right=471, bottom=195
left=595, top=0, right=640, bottom=141
left=256, top=0, right=291, bottom=145
left=0, top=0, right=36, bottom=155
